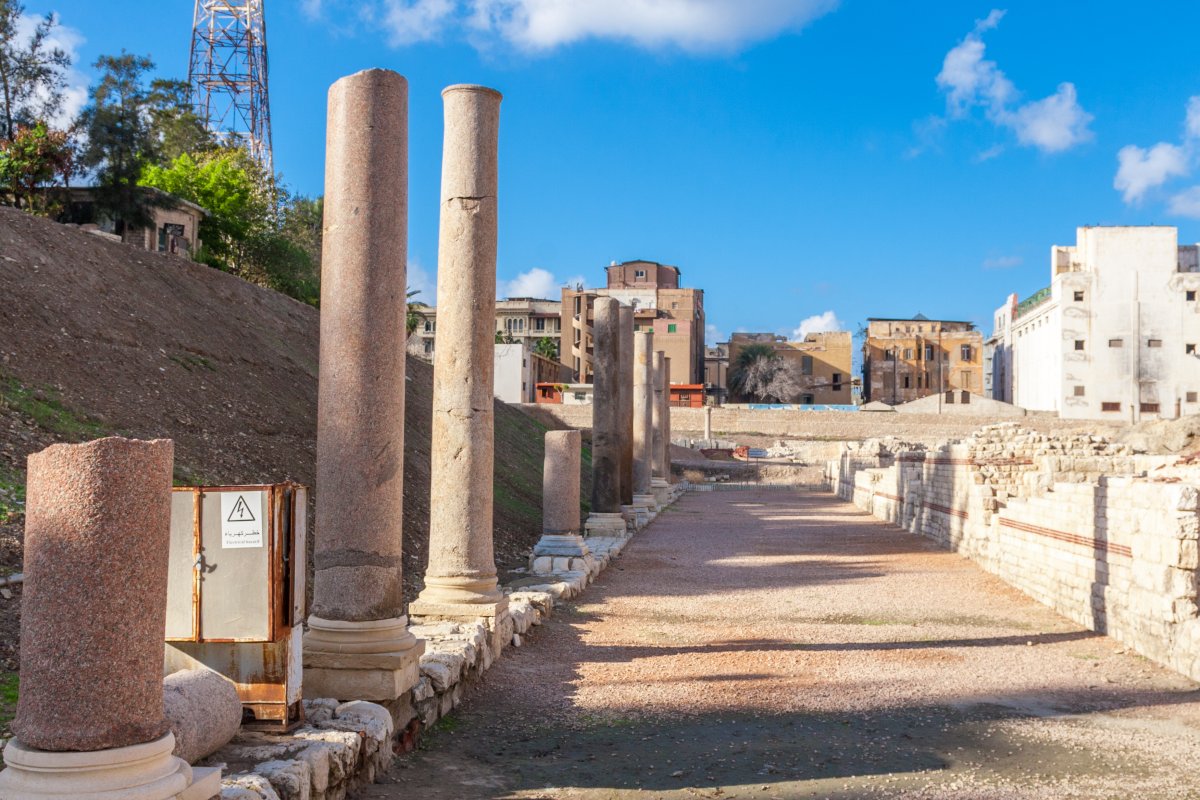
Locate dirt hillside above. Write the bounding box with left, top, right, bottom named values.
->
left=0, top=206, right=588, bottom=683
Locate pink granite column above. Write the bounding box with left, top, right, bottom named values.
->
left=632, top=330, right=656, bottom=514
left=530, top=430, right=592, bottom=574
left=585, top=297, right=627, bottom=534
left=618, top=305, right=636, bottom=524
left=411, top=85, right=509, bottom=621
left=0, top=438, right=202, bottom=799
left=304, top=69, right=423, bottom=703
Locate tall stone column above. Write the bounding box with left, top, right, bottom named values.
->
left=530, top=430, right=593, bottom=575
left=303, top=69, right=423, bottom=704
left=617, top=305, right=637, bottom=528
left=662, top=355, right=674, bottom=482
left=0, top=437, right=218, bottom=800
left=631, top=330, right=657, bottom=518
left=651, top=351, right=667, bottom=484
left=585, top=297, right=627, bottom=535
left=411, top=85, right=509, bottom=627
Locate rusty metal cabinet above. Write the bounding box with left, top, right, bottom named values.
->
left=165, top=483, right=307, bottom=729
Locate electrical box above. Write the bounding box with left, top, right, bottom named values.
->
left=165, top=483, right=307, bottom=730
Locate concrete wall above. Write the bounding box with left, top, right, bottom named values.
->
left=894, top=391, right=1027, bottom=417
left=829, top=425, right=1200, bottom=682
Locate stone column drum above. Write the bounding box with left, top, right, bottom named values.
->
left=530, top=430, right=593, bottom=575
left=585, top=297, right=628, bottom=535
left=410, top=85, right=510, bottom=625
left=617, top=305, right=638, bottom=529
left=0, top=437, right=218, bottom=800
left=631, top=330, right=657, bottom=520
left=303, top=69, right=424, bottom=704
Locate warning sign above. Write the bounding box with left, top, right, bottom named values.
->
left=221, top=491, right=265, bottom=549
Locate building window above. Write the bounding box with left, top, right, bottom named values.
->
left=1188, top=392, right=1199, bottom=403
left=924, top=345, right=935, bottom=361
left=1140, top=403, right=1160, bottom=413
left=535, top=318, right=546, bottom=331
left=1187, top=343, right=1197, bottom=355
left=961, top=371, right=971, bottom=389
left=1108, top=338, right=1123, bottom=348
left=884, top=349, right=895, bottom=361
left=1101, top=402, right=1121, bottom=412
left=832, top=373, right=843, bottom=390
left=1074, top=290, right=1085, bottom=301
left=1074, top=340, right=1085, bottom=351
left=1148, top=339, right=1163, bottom=348
left=801, top=355, right=813, bottom=376
left=904, top=348, right=913, bottom=360
left=424, top=320, right=435, bottom=332
left=960, top=391, right=970, bottom=404
left=801, top=394, right=814, bottom=405
left=634, top=269, right=646, bottom=279
left=1188, top=290, right=1197, bottom=301
left=667, top=323, right=677, bottom=333
left=573, top=392, right=586, bottom=401
left=423, top=340, right=434, bottom=354
left=903, top=375, right=911, bottom=389
left=1073, top=386, right=1085, bottom=397
left=917, top=375, right=923, bottom=389
left=960, top=345, right=972, bottom=361
left=671, top=302, right=679, bottom=310
left=945, top=390, right=955, bottom=404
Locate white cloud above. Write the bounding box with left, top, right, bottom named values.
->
left=407, top=258, right=437, bottom=305
left=1115, top=142, right=1189, bottom=203
left=306, top=0, right=837, bottom=53
left=500, top=267, right=572, bottom=299
left=1168, top=187, right=1200, bottom=219
left=792, top=310, right=842, bottom=341
left=15, top=13, right=87, bottom=129
left=932, top=10, right=1092, bottom=155
left=705, top=323, right=723, bottom=346
left=382, top=0, right=456, bottom=45
left=982, top=254, right=1022, bottom=270
left=1004, top=83, right=1092, bottom=153
left=301, top=0, right=324, bottom=18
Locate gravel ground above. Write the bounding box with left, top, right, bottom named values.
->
left=367, top=489, right=1200, bottom=799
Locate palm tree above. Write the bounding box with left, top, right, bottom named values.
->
left=406, top=287, right=427, bottom=338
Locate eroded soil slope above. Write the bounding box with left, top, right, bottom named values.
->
left=0, top=207, right=584, bottom=677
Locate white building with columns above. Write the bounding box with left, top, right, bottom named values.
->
left=990, top=226, right=1200, bottom=421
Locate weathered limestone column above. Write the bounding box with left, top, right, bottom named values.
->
left=585, top=297, right=628, bottom=535
left=303, top=69, right=424, bottom=704
left=617, top=305, right=638, bottom=529
left=703, top=404, right=713, bottom=442
left=411, top=85, right=510, bottom=628
left=663, top=355, right=674, bottom=481
left=530, top=430, right=593, bottom=575
left=631, top=330, right=657, bottom=519
left=0, top=437, right=218, bottom=800
left=651, top=351, right=668, bottom=485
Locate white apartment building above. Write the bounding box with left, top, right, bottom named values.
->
left=990, top=226, right=1200, bottom=421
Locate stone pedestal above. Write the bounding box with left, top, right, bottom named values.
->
left=585, top=512, right=629, bottom=536
left=531, top=430, right=593, bottom=574
left=412, top=84, right=509, bottom=631
left=0, top=437, right=215, bottom=799
left=304, top=69, right=423, bottom=702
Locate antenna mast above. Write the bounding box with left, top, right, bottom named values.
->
left=188, top=0, right=274, bottom=176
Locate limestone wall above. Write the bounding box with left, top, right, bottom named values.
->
left=830, top=423, right=1200, bottom=682
left=523, top=403, right=1115, bottom=444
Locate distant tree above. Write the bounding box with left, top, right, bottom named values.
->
left=76, top=52, right=166, bottom=233
left=0, top=119, right=72, bottom=212
left=728, top=344, right=808, bottom=403
left=281, top=194, right=322, bottom=268
left=533, top=336, right=558, bottom=360
left=146, top=78, right=213, bottom=162
left=495, top=330, right=515, bottom=344
left=0, top=1, right=72, bottom=142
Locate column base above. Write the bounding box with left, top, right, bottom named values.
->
left=303, top=616, right=425, bottom=703
left=531, top=533, right=595, bottom=575
left=0, top=733, right=212, bottom=800
left=585, top=512, right=628, bottom=536
left=409, top=600, right=513, bottom=669
left=632, top=493, right=658, bottom=522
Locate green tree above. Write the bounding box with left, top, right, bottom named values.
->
left=0, top=1, right=72, bottom=142
left=405, top=288, right=426, bottom=338
left=147, top=78, right=213, bottom=162
left=0, top=119, right=72, bottom=212
left=281, top=195, right=322, bottom=268
left=77, top=52, right=164, bottom=233
left=533, top=336, right=558, bottom=360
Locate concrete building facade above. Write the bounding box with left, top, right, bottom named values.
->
left=726, top=331, right=853, bottom=405
left=411, top=296, right=562, bottom=358
left=494, top=343, right=570, bottom=405
left=561, top=260, right=705, bottom=385
left=704, top=344, right=729, bottom=405
left=991, top=226, right=1200, bottom=421
left=862, top=316, right=983, bottom=406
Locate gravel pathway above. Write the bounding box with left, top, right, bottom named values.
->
left=366, top=488, right=1200, bottom=799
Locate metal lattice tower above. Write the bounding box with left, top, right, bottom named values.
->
left=188, top=0, right=274, bottom=176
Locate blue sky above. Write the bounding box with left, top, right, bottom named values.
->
left=24, top=1, right=1200, bottom=345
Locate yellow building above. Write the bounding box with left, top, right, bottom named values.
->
left=862, top=315, right=983, bottom=405
left=726, top=331, right=853, bottom=405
